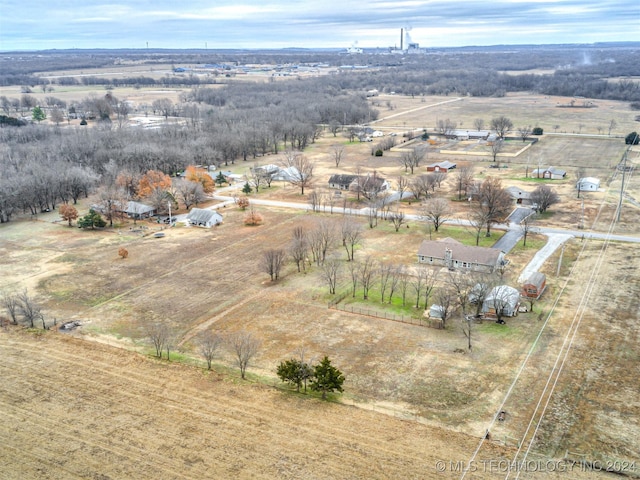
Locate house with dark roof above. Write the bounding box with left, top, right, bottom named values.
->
left=417, top=238, right=506, bottom=274
left=187, top=208, right=223, bottom=228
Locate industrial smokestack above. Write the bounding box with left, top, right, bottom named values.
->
left=400, top=28, right=403, bottom=51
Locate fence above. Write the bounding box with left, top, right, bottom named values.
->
left=328, top=301, right=429, bottom=328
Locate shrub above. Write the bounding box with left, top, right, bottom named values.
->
left=243, top=207, right=263, bottom=226
left=236, top=196, right=250, bottom=210
left=625, top=132, right=639, bottom=145
left=118, top=247, right=129, bottom=259
left=532, top=127, right=544, bottom=135
left=375, top=149, right=383, bottom=157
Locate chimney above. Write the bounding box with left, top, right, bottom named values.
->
left=445, top=248, right=453, bottom=270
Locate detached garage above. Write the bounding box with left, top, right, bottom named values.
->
left=187, top=208, right=223, bottom=228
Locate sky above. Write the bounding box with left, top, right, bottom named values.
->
left=1, top=0, right=638, bottom=51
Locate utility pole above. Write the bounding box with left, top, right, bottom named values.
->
left=168, top=201, right=172, bottom=225
left=557, top=244, right=565, bottom=277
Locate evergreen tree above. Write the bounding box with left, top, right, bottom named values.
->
left=310, top=356, right=345, bottom=399
left=77, top=209, right=106, bottom=229
left=277, top=358, right=313, bottom=393
left=32, top=106, right=46, bottom=122
left=242, top=182, right=252, bottom=195
left=625, top=132, right=639, bottom=145
left=215, top=171, right=227, bottom=186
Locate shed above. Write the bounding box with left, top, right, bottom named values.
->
left=521, top=272, right=546, bottom=299
left=531, top=167, right=566, bottom=180
left=187, top=208, right=223, bottom=228
left=426, top=160, right=457, bottom=173
left=576, top=177, right=600, bottom=192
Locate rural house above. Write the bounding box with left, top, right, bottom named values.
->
left=327, top=173, right=389, bottom=195
left=576, top=177, right=600, bottom=192
left=417, top=238, right=506, bottom=273
left=187, top=208, right=223, bottom=228
left=482, top=285, right=521, bottom=318
left=328, top=174, right=358, bottom=190
left=505, top=186, right=533, bottom=205
left=521, top=272, right=546, bottom=299
left=426, top=160, right=457, bottom=173
left=531, top=167, right=566, bottom=180
left=124, top=201, right=156, bottom=219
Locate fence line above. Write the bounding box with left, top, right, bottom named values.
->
left=328, top=301, right=429, bottom=328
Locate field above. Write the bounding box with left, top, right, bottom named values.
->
left=1, top=81, right=640, bottom=478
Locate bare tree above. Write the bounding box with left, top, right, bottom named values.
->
left=262, top=248, right=286, bottom=281
left=283, top=150, right=314, bottom=195
left=520, top=211, right=537, bottom=247
left=477, top=177, right=512, bottom=236
left=386, top=265, right=402, bottom=304
left=388, top=210, right=406, bottom=232
left=468, top=209, right=489, bottom=246
left=320, top=258, right=342, bottom=295
left=412, top=266, right=438, bottom=310
left=2, top=291, right=20, bottom=325
left=176, top=179, right=206, bottom=210
left=378, top=262, right=394, bottom=303
left=341, top=217, right=362, bottom=261
left=366, top=200, right=379, bottom=229
left=422, top=197, right=452, bottom=232
left=289, top=226, right=309, bottom=272
left=490, top=138, right=504, bottom=163
left=331, top=144, right=345, bottom=167
left=517, top=125, right=532, bottom=143
left=454, top=165, right=475, bottom=200
left=348, top=259, right=359, bottom=297
left=398, top=266, right=411, bottom=307
left=146, top=321, right=168, bottom=358
left=199, top=331, right=222, bottom=370
left=473, top=118, right=485, bottom=131
left=359, top=256, right=376, bottom=300
left=228, top=331, right=261, bottom=379
left=400, top=146, right=427, bottom=174
left=17, top=290, right=44, bottom=329
left=436, top=118, right=456, bottom=136
left=433, top=287, right=457, bottom=329
left=490, top=115, right=513, bottom=139
left=608, top=119, right=617, bottom=136
left=308, top=219, right=335, bottom=266
left=530, top=185, right=560, bottom=213
left=396, top=175, right=410, bottom=200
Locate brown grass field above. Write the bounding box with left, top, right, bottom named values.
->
left=1, top=78, right=640, bottom=478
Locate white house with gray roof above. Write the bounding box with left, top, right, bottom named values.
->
left=187, top=208, right=223, bottom=228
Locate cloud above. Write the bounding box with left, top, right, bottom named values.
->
left=0, top=0, right=638, bottom=50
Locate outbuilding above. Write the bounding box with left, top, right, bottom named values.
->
left=521, top=272, right=546, bottom=299
left=187, top=208, right=223, bottom=228
left=576, top=177, right=600, bottom=192
left=482, top=285, right=521, bottom=318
